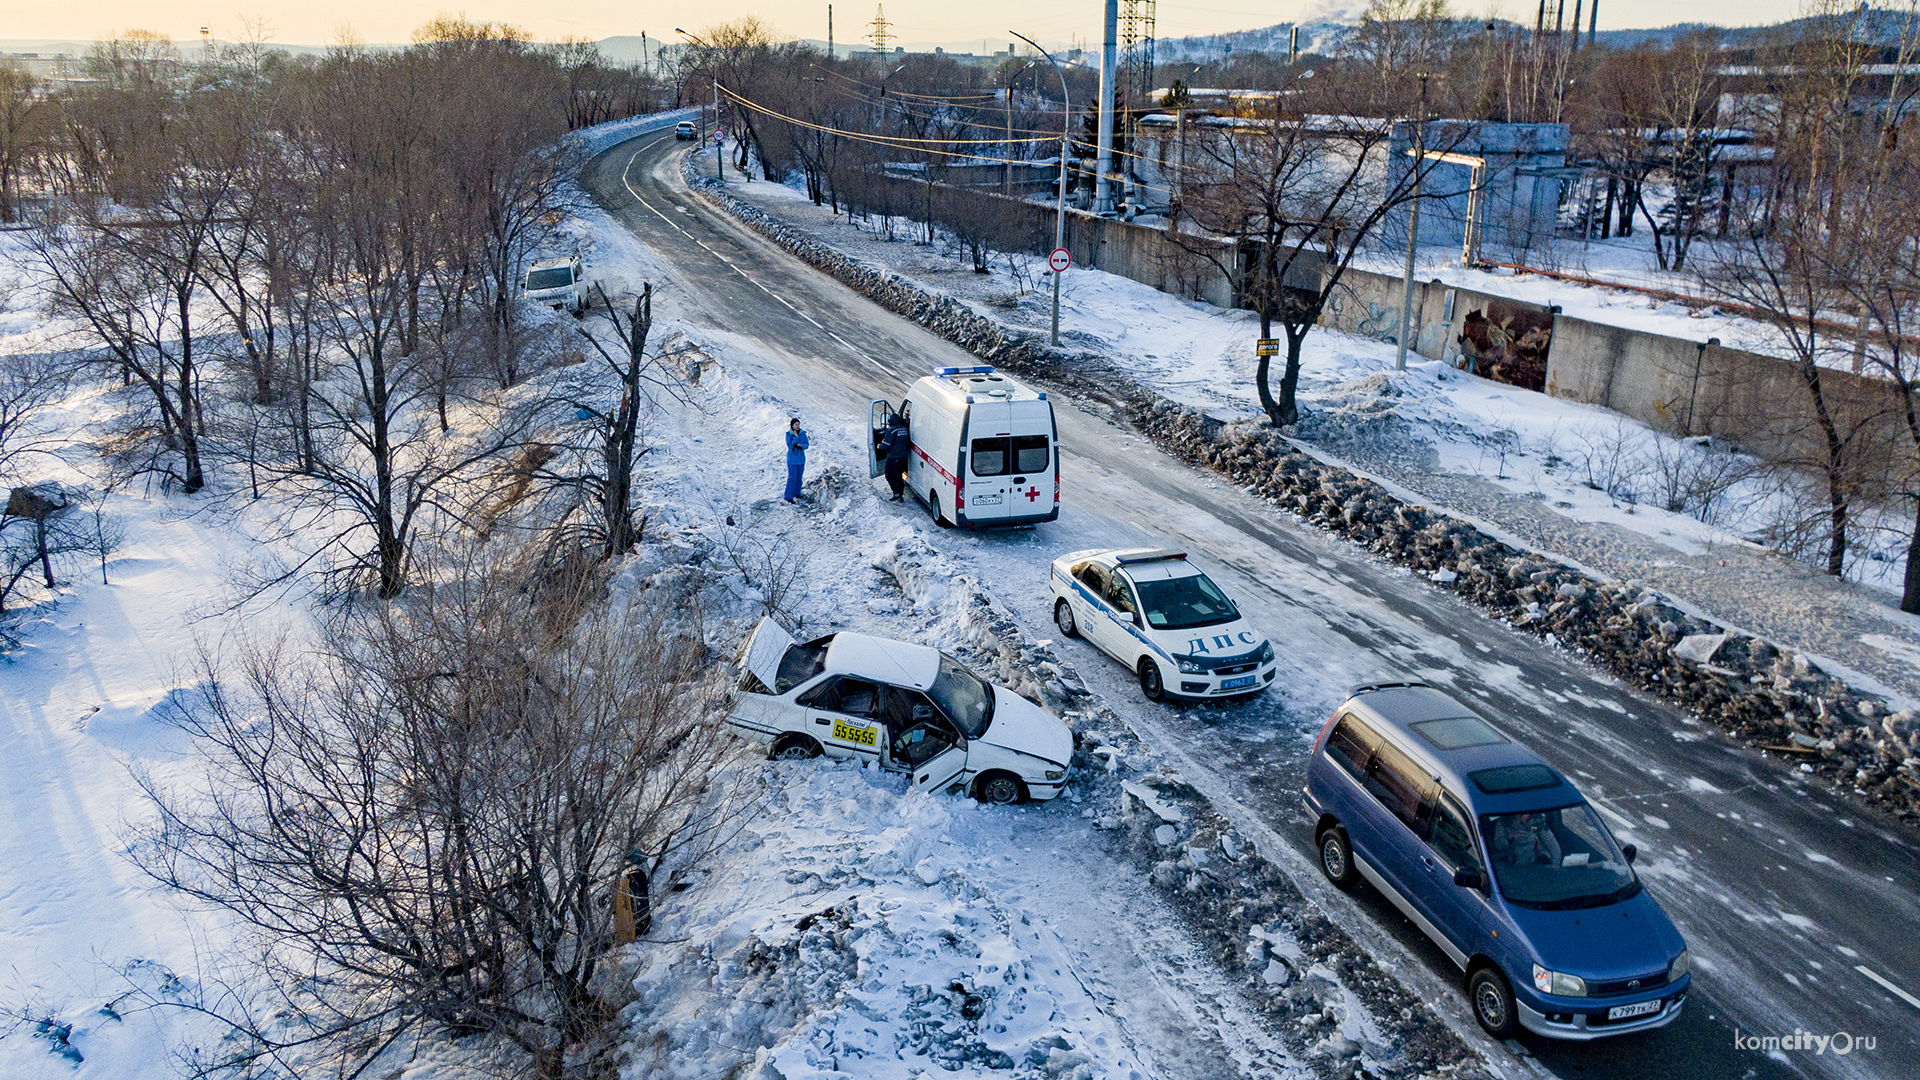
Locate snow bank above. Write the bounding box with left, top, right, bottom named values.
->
left=567, top=108, right=702, bottom=160
left=623, top=765, right=1151, bottom=1080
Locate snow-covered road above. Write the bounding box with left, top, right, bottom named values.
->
left=582, top=130, right=1920, bottom=1080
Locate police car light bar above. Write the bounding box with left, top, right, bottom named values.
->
left=934, top=365, right=995, bottom=376
left=1114, top=549, right=1188, bottom=565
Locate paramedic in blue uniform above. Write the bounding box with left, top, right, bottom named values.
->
left=783, top=418, right=809, bottom=503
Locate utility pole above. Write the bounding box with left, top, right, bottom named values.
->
left=828, top=5, right=834, bottom=59
left=1397, top=72, right=1430, bottom=372
left=1013, top=30, right=1071, bottom=346
left=1095, top=0, right=1118, bottom=213
left=676, top=29, right=724, bottom=184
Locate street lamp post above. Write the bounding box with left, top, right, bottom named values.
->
left=1011, top=31, right=1069, bottom=347
left=676, top=28, right=723, bottom=183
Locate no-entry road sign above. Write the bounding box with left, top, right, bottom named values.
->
left=1048, top=248, right=1071, bottom=273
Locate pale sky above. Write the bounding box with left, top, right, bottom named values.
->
left=0, top=0, right=1824, bottom=50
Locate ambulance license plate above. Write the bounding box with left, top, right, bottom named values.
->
left=973, top=493, right=1003, bottom=505
left=1606, top=1000, right=1662, bottom=1021
left=1220, top=676, right=1257, bottom=690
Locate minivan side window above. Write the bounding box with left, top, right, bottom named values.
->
left=1364, top=740, right=1432, bottom=833
left=1012, top=434, right=1049, bottom=473
left=1324, top=716, right=1378, bottom=780
left=971, top=437, right=1010, bottom=476
left=1426, top=791, right=1482, bottom=871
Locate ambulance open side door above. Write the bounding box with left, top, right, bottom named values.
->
left=868, top=399, right=893, bottom=479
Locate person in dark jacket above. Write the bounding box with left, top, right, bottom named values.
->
left=783, top=418, right=809, bottom=503
left=878, top=414, right=911, bottom=501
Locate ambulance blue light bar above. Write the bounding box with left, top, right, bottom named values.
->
left=934, top=365, right=995, bottom=376
left=1115, top=549, right=1188, bottom=565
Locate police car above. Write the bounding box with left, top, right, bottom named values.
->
left=1048, top=548, right=1276, bottom=702
left=728, top=618, right=1074, bottom=804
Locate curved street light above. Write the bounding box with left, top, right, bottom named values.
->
left=1009, top=31, right=1070, bottom=347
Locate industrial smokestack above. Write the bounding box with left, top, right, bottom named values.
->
left=1096, top=0, right=1118, bottom=213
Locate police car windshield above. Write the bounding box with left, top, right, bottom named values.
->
left=1482, top=803, right=1641, bottom=910
left=1135, top=571, right=1240, bottom=630
left=928, top=653, right=994, bottom=738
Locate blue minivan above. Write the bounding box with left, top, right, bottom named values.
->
left=1303, top=681, right=1690, bottom=1040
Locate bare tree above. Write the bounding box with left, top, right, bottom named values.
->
left=0, top=66, right=52, bottom=222
left=133, top=550, right=746, bottom=1078
left=1171, top=68, right=1445, bottom=425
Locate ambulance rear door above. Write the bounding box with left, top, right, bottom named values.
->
left=962, top=397, right=1016, bottom=524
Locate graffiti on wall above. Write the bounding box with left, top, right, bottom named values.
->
left=1354, top=301, right=1400, bottom=344
left=1457, top=300, right=1553, bottom=390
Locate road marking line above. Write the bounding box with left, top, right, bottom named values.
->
left=616, top=138, right=881, bottom=362
left=1855, top=965, right=1920, bottom=1009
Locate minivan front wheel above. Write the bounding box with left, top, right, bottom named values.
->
left=1318, top=826, right=1358, bottom=890
left=1468, top=966, right=1518, bottom=1039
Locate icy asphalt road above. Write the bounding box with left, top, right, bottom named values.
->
left=585, top=131, right=1920, bottom=1080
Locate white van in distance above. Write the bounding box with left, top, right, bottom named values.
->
left=869, top=366, right=1058, bottom=529
left=524, top=255, right=585, bottom=315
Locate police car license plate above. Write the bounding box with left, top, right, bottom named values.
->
left=1220, top=675, right=1257, bottom=690
left=973, top=493, right=1003, bottom=505
left=1606, top=1000, right=1662, bottom=1021
left=831, top=718, right=878, bottom=747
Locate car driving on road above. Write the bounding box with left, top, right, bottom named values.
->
left=728, top=618, right=1073, bottom=804
left=1048, top=548, right=1275, bottom=701
left=674, top=120, right=698, bottom=140
left=1305, top=681, right=1690, bottom=1040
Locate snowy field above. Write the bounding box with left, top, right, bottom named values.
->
left=0, top=125, right=1395, bottom=1079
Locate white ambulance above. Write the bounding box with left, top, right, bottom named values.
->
left=868, top=366, right=1059, bottom=529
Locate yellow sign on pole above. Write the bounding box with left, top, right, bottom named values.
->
left=1256, top=339, right=1279, bottom=357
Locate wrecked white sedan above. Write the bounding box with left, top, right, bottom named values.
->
left=728, top=618, right=1073, bottom=804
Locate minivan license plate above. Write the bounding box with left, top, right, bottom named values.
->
left=1220, top=676, right=1257, bottom=689
left=973, top=493, right=1003, bottom=505
left=1606, top=1000, right=1662, bottom=1021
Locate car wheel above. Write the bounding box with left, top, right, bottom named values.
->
left=1468, top=966, right=1518, bottom=1039
left=1054, top=598, right=1078, bottom=638
left=1138, top=658, right=1165, bottom=702
left=770, top=735, right=822, bottom=761
left=1317, top=825, right=1358, bottom=890
left=975, top=772, right=1026, bottom=805
left=930, top=490, right=952, bottom=528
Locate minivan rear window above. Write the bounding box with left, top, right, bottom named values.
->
left=1410, top=716, right=1508, bottom=750
left=1469, top=764, right=1563, bottom=794
left=1325, top=716, right=1377, bottom=779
